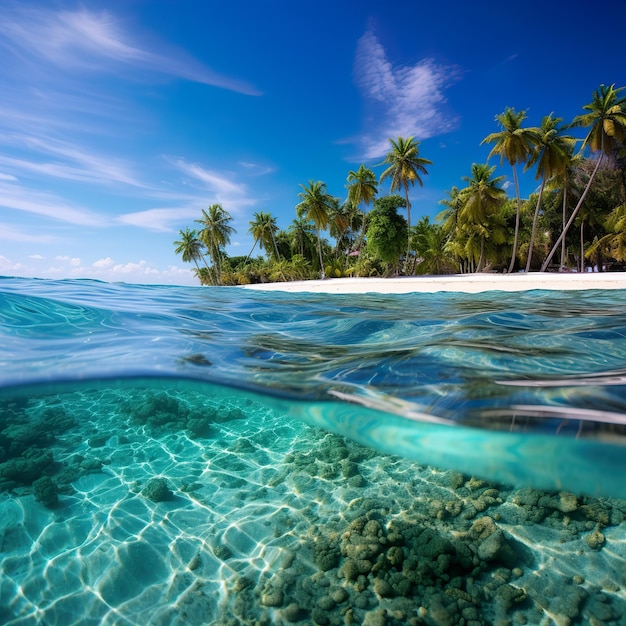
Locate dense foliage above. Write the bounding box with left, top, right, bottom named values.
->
left=174, top=84, right=626, bottom=285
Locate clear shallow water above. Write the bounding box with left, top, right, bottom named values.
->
left=1, top=276, right=626, bottom=625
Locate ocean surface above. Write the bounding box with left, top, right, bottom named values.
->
left=1, top=276, right=625, bottom=625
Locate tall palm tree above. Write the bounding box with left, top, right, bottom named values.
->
left=541, top=84, right=626, bottom=271
left=524, top=114, right=577, bottom=271
left=482, top=108, right=539, bottom=272
left=458, top=163, right=507, bottom=272
left=195, top=204, right=235, bottom=285
left=247, top=211, right=281, bottom=262
left=173, top=228, right=207, bottom=272
left=296, top=180, right=335, bottom=278
left=550, top=146, right=581, bottom=269
left=347, top=164, right=378, bottom=251
left=379, top=136, right=432, bottom=268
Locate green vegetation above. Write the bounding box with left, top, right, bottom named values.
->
left=175, top=84, right=626, bottom=285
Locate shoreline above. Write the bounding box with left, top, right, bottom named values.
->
left=241, top=272, right=626, bottom=294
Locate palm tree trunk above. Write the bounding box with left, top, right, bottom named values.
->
left=525, top=178, right=546, bottom=272
left=508, top=164, right=521, bottom=273
left=560, top=186, right=568, bottom=268
left=245, top=239, right=259, bottom=264
left=405, top=186, right=412, bottom=274
left=211, top=242, right=222, bottom=285
left=477, top=238, right=485, bottom=272
left=580, top=221, right=585, bottom=272
left=540, top=154, right=604, bottom=271
left=316, top=229, right=325, bottom=279
left=271, top=232, right=282, bottom=262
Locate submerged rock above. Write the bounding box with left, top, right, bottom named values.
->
left=141, top=477, right=172, bottom=502
left=32, top=475, right=59, bottom=508
left=586, top=527, right=605, bottom=550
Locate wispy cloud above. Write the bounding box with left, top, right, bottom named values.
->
left=0, top=5, right=260, bottom=96
left=238, top=161, right=275, bottom=176
left=0, top=223, right=60, bottom=243
left=354, top=27, right=460, bottom=159
left=0, top=180, right=103, bottom=227
left=118, top=158, right=258, bottom=232
left=116, top=208, right=201, bottom=232
left=0, top=133, right=145, bottom=188
left=170, top=157, right=257, bottom=212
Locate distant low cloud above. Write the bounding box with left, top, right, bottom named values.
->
left=55, top=255, right=81, bottom=266
left=354, top=27, right=460, bottom=159
left=0, top=5, right=261, bottom=96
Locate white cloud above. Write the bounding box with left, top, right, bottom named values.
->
left=93, top=257, right=115, bottom=269
left=1, top=253, right=197, bottom=286
left=0, top=6, right=260, bottom=96
left=354, top=27, right=460, bottom=159
left=0, top=172, right=16, bottom=181
left=55, top=255, right=81, bottom=266
left=84, top=258, right=194, bottom=284
left=0, top=254, right=22, bottom=272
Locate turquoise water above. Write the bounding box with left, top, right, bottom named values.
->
left=1, top=276, right=626, bottom=625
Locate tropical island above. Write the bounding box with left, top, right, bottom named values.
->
left=174, top=84, right=626, bottom=286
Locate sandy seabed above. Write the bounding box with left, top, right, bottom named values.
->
left=242, top=272, right=626, bottom=294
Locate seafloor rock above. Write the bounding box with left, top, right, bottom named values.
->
left=141, top=477, right=172, bottom=502
left=586, top=527, right=606, bottom=550
left=0, top=448, right=54, bottom=486
left=313, top=535, right=341, bottom=571
left=32, top=475, right=59, bottom=508
left=538, top=491, right=579, bottom=513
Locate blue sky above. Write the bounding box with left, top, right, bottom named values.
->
left=1, top=0, right=625, bottom=285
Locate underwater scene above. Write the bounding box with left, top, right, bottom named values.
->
left=1, top=276, right=626, bottom=626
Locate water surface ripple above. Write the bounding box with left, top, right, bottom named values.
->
left=2, top=276, right=626, bottom=495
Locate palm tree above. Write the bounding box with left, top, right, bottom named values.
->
left=296, top=180, right=335, bottom=278
left=195, top=204, right=235, bottom=285
left=411, top=216, right=453, bottom=275
left=551, top=146, right=581, bottom=269
left=458, top=163, right=507, bottom=272
left=173, top=228, right=207, bottom=272
left=247, top=211, right=281, bottom=262
left=589, top=201, right=626, bottom=262
left=524, top=114, right=577, bottom=271
left=328, top=199, right=351, bottom=258
left=541, top=84, right=626, bottom=271
left=437, top=186, right=465, bottom=272
left=482, top=108, right=539, bottom=272
left=287, top=217, right=317, bottom=262
left=347, top=164, right=378, bottom=251
left=379, top=136, right=432, bottom=268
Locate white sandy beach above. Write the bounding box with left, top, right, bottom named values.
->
left=243, top=272, right=626, bottom=294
